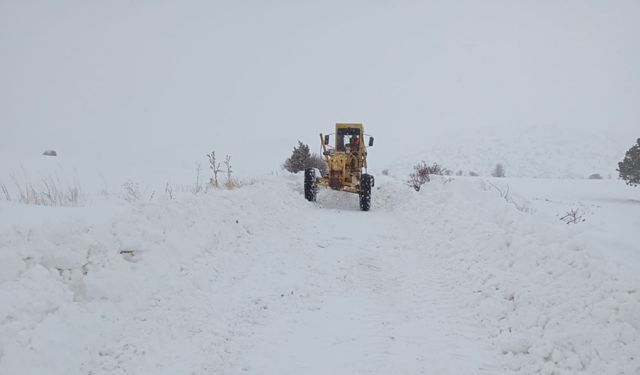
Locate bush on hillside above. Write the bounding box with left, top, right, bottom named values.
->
left=492, top=163, right=505, bottom=178
left=408, top=161, right=447, bottom=191
left=617, top=138, right=640, bottom=187
left=283, top=141, right=328, bottom=175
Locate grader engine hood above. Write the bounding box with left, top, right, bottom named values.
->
left=328, top=153, right=348, bottom=189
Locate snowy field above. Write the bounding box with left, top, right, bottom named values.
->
left=2, top=0, right=639, bottom=373
left=1, top=172, right=638, bottom=374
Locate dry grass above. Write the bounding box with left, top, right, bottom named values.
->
left=1, top=181, right=11, bottom=201
left=223, top=178, right=241, bottom=190
left=4, top=175, right=83, bottom=206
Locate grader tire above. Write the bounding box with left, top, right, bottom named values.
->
left=359, top=174, right=373, bottom=211
left=304, top=168, right=317, bottom=202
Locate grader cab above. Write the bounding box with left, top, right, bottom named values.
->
left=304, top=123, right=375, bottom=211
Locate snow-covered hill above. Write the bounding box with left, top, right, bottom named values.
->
left=1, top=174, right=638, bottom=374
left=1, top=124, right=635, bottom=205
left=381, top=125, right=635, bottom=179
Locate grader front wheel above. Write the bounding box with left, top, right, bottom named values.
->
left=304, top=168, right=317, bottom=202
left=359, top=174, right=374, bottom=211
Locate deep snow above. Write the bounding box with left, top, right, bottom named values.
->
left=1, top=174, right=638, bottom=374
left=2, top=1, right=639, bottom=372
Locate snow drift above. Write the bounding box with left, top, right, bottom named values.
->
left=0, top=174, right=638, bottom=374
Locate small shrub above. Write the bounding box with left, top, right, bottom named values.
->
left=483, top=179, right=531, bottom=213
left=409, top=162, right=430, bottom=191
left=428, top=163, right=446, bottom=176
left=560, top=209, right=585, bottom=224
left=408, top=161, right=446, bottom=191
left=122, top=180, right=141, bottom=202
left=165, top=182, right=174, bottom=200
left=381, top=169, right=389, bottom=176
left=492, top=163, right=505, bottom=178
left=469, top=171, right=479, bottom=177
left=588, top=173, right=603, bottom=180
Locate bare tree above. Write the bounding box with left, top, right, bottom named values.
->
left=207, top=150, right=222, bottom=187
left=194, top=163, right=203, bottom=193
left=223, top=155, right=235, bottom=188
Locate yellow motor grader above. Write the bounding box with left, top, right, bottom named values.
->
left=304, top=123, right=375, bottom=211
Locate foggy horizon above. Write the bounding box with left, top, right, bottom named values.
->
left=2, top=0, right=638, bottom=175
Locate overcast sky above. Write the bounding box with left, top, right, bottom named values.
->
left=1, top=0, right=638, bottom=177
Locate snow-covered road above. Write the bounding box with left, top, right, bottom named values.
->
left=237, top=191, right=495, bottom=374
left=1, top=175, right=638, bottom=374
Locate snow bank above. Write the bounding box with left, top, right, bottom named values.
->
left=0, top=178, right=307, bottom=374
left=0, top=174, right=638, bottom=374
left=398, top=177, right=640, bottom=374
